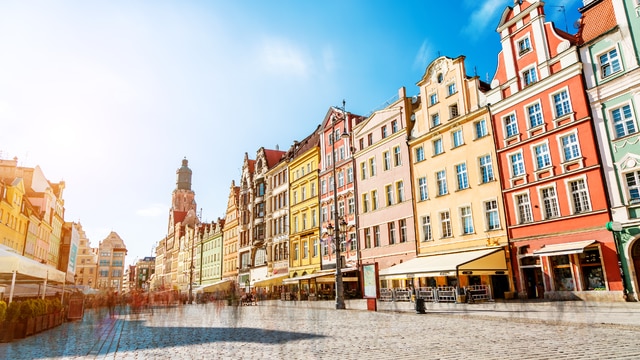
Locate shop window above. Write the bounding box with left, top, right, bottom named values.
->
left=580, top=249, right=605, bottom=290
left=551, top=255, right=574, bottom=291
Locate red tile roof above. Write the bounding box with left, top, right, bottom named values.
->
left=577, top=0, right=617, bottom=45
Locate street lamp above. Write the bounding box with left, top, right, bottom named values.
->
left=328, top=104, right=349, bottom=310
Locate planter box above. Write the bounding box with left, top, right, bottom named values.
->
left=48, top=313, right=56, bottom=329
left=35, top=316, right=44, bottom=333
left=25, top=317, right=35, bottom=336
left=14, top=321, right=27, bottom=339
left=0, top=321, right=15, bottom=343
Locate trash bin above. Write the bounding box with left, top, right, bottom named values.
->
left=415, top=298, right=426, bottom=314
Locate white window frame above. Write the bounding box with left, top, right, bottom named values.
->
left=508, top=150, right=526, bottom=178
left=440, top=210, right=452, bottom=238
left=514, top=191, right=533, bottom=224
left=475, top=119, right=488, bottom=139
left=517, top=34, right=532, bottom=56
left=598, top=46, right=622, bottom=79
left=526, top=101, right=544, bottom=129
left=383, top=151, right=391, bottom=170
left=393, top=146, right=402, bottom=166
left=479, top=154, right=495, bottom=184
left=459, top=205, right=474, bottom=235
left=436, top=170, right=448, bottom=196
left=539, top=185, right=560, bottom=220
left=448, top=82, right=457, bottom=96
left=551, top=88, right=572, bottom=118
left=433, top=138, right=444, bottom=156
left=455, top=162, right=469, bottom=190
left=452, top=129, right=464, bottom=148
left=421, top=215, right=432, bottom=242
left=415, top=146, right=425, bottom=162
left=484, top=199, right=500, bottom=230
left=430, top=93, right=438, bottom=106
left=625, top=169, right=640, bottom=205
left=504, top=113, right=519, bottom=138
left=532, top=141, right=552, bottom=170
left=557, top=130, right=581, bottom=162
left=432, top=113, right=441, bottom=127
left=565, top=176, right=592, bottom=214
left=610, top=102, right=638, bottom=139
left=418, top=177, right=428, bottom=201
left=522, top=66, right=538, bottom=86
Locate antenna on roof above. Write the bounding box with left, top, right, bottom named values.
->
left=548, top=5, right=568, bottom=33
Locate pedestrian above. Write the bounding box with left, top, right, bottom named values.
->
left=107, top=291, right=116, bottom=318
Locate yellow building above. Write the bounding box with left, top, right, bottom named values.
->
left=286, top=127, right=322, bottom=299
left=389, top=56, right=513, bottom=300
left=0, top=176, right=29, bottom=254
left=75, top=223, right=97, bottom=289
left=222, top=180, right=240, bottom=284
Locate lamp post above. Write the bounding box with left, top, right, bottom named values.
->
left=327, top=103, right=349, bottom=310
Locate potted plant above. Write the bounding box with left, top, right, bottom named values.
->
left=20, top=299, right=36, bottom=337
left=0, top=300, right=6, bottom=341
left=34, top=299, right=46, bottom=333
left=10, top=301, right=27, bottom=340
left=2, top=301, right=20, bottom=342
left=49, top=298, right=63, bottom=326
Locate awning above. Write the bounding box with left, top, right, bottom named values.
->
left=252, top=274, right=289, bottom=287
left=378, top=248, right=507, bottom=280
left=533, top=240, right=596, bottom=257
left=283, top=270, right=335, bottom=285
left=196, top=279, right=233, bottom=293
left=0, top=244, right=66, bottom=301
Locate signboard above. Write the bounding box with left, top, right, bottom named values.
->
left=363, top=263, right=378, bottom=298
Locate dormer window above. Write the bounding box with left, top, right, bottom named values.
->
left=437, top=73, right=443, bottom=83
left=447, top=83, right=457, bottom=96
left=518, top=37, right=531, bottom=56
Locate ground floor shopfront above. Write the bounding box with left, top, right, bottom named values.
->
left=512, top=229, right=624, bottom=302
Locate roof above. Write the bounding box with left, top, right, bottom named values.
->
left=263, top=149, right=286, bottom=168
left=577, top=0, right=617, bottom=45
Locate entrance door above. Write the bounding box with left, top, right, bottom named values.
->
left=491, top=275, right=509, bottom=299
left=523, top=267, right=544, bottom=299
left=632, top=240, right=640, bottom=297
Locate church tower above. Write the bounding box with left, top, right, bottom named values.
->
left=172, top=157, right=196, bottom=214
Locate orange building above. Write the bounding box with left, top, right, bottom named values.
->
left=486, top=1, right=621, bottom=301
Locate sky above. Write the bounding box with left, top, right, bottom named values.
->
left=0, top=0, right=581, bottom=267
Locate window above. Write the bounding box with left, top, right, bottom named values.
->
left=347, top=167, right=353, bottom=183
left=449, top=104, right=459, bottom=118
left=626, top=171, right=640, bottom=204
left=534, top=143, right=552, bottom=170
left=415, top=146, right=425, bottom=162
left=418, top=177, right=428, bottom=201
left=303, top=241, right=308, bottom=258
left=440, top=211, right=452, bottom=238
left=432, top=113, right=441, bottom=127
left=518, top=37, right=531, bottom=55
left=485, top=200, right=500, bottom=230
left=569, top=179, right=591, bottom=214
left=541, top=187, right=560, bottom=219
left=313, top=239, right=318, bottom=257
left=393, top=146, right=402, bottom=166
left=510, top=152, right=525, bottom=177
left=553, top=90, right=571, bottom=117
left=475, top=119, right=487, bottom=139
left=348, top=198, right=355, bottom=214
left=430, top=93, right=438, bottom=105
left=381, top=126, right=388, bottom=138
left=456, top=163, right=469, bottom=190
left=452, top=129, right=464, bottom=147
left=392, top=120, right=399, bottom=133
left=479, top=155, right=494, bottom=183
left=399, top=219, right=407, bottom=243
left=433, top=138, right=443, bottom=155
left=301, top=187, right=307, bottom=200
left=560, top=133, right=581, bottom=161
left=448, top=83, right=457, bottom=96
left=367, top=133, right=373, bottom=146
left=321, top=179, right=327, bottom=194
left=527, top=103, right=543, bottom=128
left=437, top=170, right=448, bottom=196
left=383, top=151, right=391, bottom=170
left=322, top=207, right=328, bottom=223
left=388, top=222, right=397, bottom=244
left=369, top=158, right=376, bottom=177
left=611, top=104, right=637, bottom=138
left=516, top=193, right=533, bottom=224
left=437, top=73, right=443, bottom=83
left=364, top=228, right=371, bottom=249
left=362, top=193, right=370, bottom=213
left=359, top=138, right=364, bottom=150
left=421, top=215, right=432, bottom=241
left=460, top=206, right=474, bottom=234
left=311, top=182, right=316, bottom=196
left=374, top=226, right=380, bottom=247
left=385, top=184, right=394, bottom=206
left=371, top=190, right=378, bottom=210
left=600, top=48, right=621, bottom=78
left=338, top=201, right=344, bottom=217
left=396, top=181, right=405, bottom=202
left=523, top=67, right=537, bottom=86
left=293, top=244, right=299, bottom=260
left=360, top=162, right=367, bottom=180
left=504, top=114, right=519, bottom=138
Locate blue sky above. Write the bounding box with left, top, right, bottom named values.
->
left=0, top=0, right=581, bottom=266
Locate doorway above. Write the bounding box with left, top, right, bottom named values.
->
left=632, top=240, right=640, bottom=298
left=523, top=267, right=544, bottom=299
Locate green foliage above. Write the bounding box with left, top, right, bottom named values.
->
left=19, top=300, right=35, bottom=320
left=5, top=301, right=21, bottom=322
left=0, top=300, right=6, bottom=322
left=33, top=299, right=47, bottom=316
left=47, top=298, right=62, bottom=312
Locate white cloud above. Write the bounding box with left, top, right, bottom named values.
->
left=136, top=204, right=167, bottom=217
left=256, top=37, right=310, bottom=78
left=413, top=40, right=435, bottom=71
left=461, top=0, right=504, bottom=39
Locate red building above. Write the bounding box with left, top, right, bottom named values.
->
left=486, top=1, right=621, bottom=301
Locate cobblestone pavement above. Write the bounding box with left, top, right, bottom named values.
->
left=1, top=300, right=640, bottom=360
